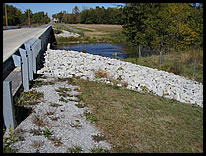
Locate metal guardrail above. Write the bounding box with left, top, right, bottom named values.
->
left=3, top=26, right=55, bottom=129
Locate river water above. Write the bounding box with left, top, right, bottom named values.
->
left=55, top=42, right=128, bottom=59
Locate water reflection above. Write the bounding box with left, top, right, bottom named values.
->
left=56, top=42, right=128, bottom=59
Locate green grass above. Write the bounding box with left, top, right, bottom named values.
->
left=122, top=48, right=203, bottom=84
left=67, top=146, right=82, bottom=153
left=90, top=147, right=110, bottom=153
left=15, top=90, right=44, bottom=106
left=64, top=78, right=203, bottom=153
left=54, top=24, right=124, bottom=44
left=67, top=25, right=93, bottom=32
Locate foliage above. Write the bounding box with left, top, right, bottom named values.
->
left=91, top=148, right=110, bottom=153
left=3, top=3, right=50, bottom=26
left=67, top=146, right=82, bottom=153
left=42, top=127, right=52, bottom=138
left=53, top=6, right=123, bottom=25
left=80, top=6, right=123, bottom=24
left=3, top=125, right=18, bottom=153
left=84, top=110, right=97, bottom=123
left=122, top=3, right=203, bottom=54
left=74, top=78, right=203, bottom=152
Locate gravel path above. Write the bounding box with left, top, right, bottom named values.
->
left=4, top=76, right=111, bottom=153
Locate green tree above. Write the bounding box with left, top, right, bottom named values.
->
left=72, top=6, right=80, bottom=24
left=3, top=4, right=22, bottom=26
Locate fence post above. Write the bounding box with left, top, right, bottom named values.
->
left=3, top=81, right=16, bottom=129
left=139, top=45, right=142, bottom=58
left=19, top=48, right=29, bottom=90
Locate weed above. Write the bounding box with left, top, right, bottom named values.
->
left=81, top=49, right=87, bottom=53
left=3, top=124, right=18, bottom=153
left=140, top=85, right=148, bottom=92
left=46, top=111, right=55, bottom=116
left=59, top=97, right=68, bottom=103
left=31, top=140, right=44, bottom=148
left=30, top=128, right=42, bottom=136
left=121, top=81, right=128, bottom=88
left=70, top=122, right=82, bottom=129
left=48, top=136, right=62, bottom=147
left=55, top=87, right=73, bottom=98
left=117, top=76, right=122, bottom=81
left=55, top=87, right=71, bottom=93
left=95, top=70, right=108, bottom=79
left=42, top=127, right=52, bottom=138
left=49, top=116, right=60, bottom=121
left=167, top=61, right=183, bottom=75
left=17, top=90, right=44, bottom=106
left=76, top=94, right=83, bottom=101
left=92, top=134, right=106, bottom=142
left=84, top=111, right=97, bottom=123
left=67, top=146, right=82, bottom=153
left=32, top=114, right=45, bottom=127
left=91, top=147, right=110, bottom=153
left=49, top=102, right=62, bottom=107
left=31, top=80, right=55, bottom=88
left=53, top=29, right=63, bottom=34
left=117, top=67, right=124, bottom=71
left=75, top=101, right=87, bottom=108
left=15, top=128, right=26, bottom=141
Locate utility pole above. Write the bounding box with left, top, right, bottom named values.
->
left=5, top=3, right=8, bottom=26
left=28, top=9, right=30, bottom=26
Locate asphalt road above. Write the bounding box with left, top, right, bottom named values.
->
left=3, top=23, right=52, bottom=62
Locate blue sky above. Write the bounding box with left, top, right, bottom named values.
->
left=8, top=3, right=125, bottom=18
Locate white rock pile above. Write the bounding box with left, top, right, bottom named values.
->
left=37, top=47, right=203, bottom=108
left=55, top=30, right=80, bottom=38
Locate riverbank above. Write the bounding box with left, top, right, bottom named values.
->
left=53, top=23, right=123, bottom=44
left=38, top=47, right=203, bottom=107
left=35, top=47, right=202, bottom=152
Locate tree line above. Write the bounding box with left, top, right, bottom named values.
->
left=52, top=6, right=123, bottom=24
left=3, top=3, right=50, bottom=26
left=121, top=3, right=203, bottom=52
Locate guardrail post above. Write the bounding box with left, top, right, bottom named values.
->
left=19, top=48, right=29, bottom=90
left=31, top=38, right=41, bottom=74
left=24, top=43, right=33, bottom=81
left=3, top=81, right=16, bottom=129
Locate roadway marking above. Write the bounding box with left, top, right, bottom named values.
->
left=3, top=29, right=25, bottom=36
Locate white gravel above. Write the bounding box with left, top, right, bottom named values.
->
left=55, top=30, right=80, bottom=38
left=4, top=77, right=111, bottom=153
left=37, top=47, right=203, bottom=108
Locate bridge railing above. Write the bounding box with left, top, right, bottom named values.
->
left=3, top=26, right=55, bottom=129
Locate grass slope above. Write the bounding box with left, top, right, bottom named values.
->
left=67, top=78, right=203, bottom=153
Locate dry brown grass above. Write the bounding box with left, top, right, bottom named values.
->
left=68, top=24, right=122, bottom=40
left=70, top=78, right=203, bottom=153
left=94, top=69, right=108, bottom=78
left=69, top=24, right=122, bottom=32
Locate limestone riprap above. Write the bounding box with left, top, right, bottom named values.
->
left=37, top=48, right=203, bottom=108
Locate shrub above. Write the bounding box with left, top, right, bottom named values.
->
left=53, top=29, right=63, bottom=34
left=42, top=127, right=52, bottom=138
left=81, top=49, right=87, bottom=53
left=3, top=125, right=18, bottom=153
left=95, top=70, right=108, bottom=79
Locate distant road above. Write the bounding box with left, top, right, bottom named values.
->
left=3, top=22, right=52, bottom=62
left=63, top=24, right=81, bottom=33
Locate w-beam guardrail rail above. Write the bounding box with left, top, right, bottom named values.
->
left=3, top=26, right=56, bottom=129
